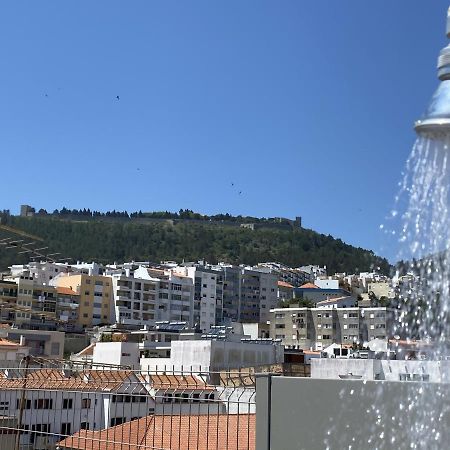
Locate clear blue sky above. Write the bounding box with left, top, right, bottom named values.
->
left=1, top=1, right=448, bottom=261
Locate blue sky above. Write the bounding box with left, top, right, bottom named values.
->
left=0, top=1, right=448, bottom=261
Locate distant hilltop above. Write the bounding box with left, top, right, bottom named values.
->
left=17, top=204, right=302, bottom=231
left=0, top=207, right=391, bottom=276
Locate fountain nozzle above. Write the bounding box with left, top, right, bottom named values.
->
left=415, top=6, right=450, bottom=136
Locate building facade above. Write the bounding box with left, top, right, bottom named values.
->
left=269, top=306, right=394, bottom=351
left=56, top=274, right=113, bottom=328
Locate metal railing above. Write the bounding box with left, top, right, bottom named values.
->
left=0, top=361, right=257, bottom=450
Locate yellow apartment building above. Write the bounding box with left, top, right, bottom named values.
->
left=56, top=274, right=113, bottom=328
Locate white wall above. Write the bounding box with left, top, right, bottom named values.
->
left=311, top=358, right=450, bottom=383
left=311, top=359, right=380, bottom=380
left=315, top=279, right=339, bottom=290
left=93, top=342, right=139, bottom=368
left=141, top=339, right=284, bottom=372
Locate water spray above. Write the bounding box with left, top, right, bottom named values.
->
left=415, top=7, right=450, bottom=135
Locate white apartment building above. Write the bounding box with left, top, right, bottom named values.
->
left=9, top=261, right=74, bottom=286
left=110, top=270, right=158, bottom=327
left=134, top=267, right=195, bottom=325
left=270, top=306, right=394, bottom=351
left=0, top=369, right=152, bottom=449
left=176, top=266, right=220, bottom=332
left=107, top=266, right=195, bottom=328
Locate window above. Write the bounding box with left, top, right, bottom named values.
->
left=349, top=313, right=358, bottom=318
left=51, top=342, right=60, bottom=356
left=275, top=324, right=285, bottom=329
left=61, top=422, right=71, bottom=436
left=0, top=401, right=9, bottom=411
left=17, top=399, right=31, bottom=409
left=30, top=424, right=50, bottom=444
left=110, top=417, right=125, bottom=427
left=34, top=398, right=53, bottom=409
left=81, top=398, right=91, bottom=409
left=84, top=291, right=90, bottom=296
left=80, top=422, right=90, bottom=430
left=323, top=335, right=332, bottom=340
left=93, top=302, right=102, bottom=308
left=163, top=393, right=173, bottom=403
left=61, top=398, right=73, bottom=410
left=113, top=395, right=131, bottom=403
left=85, top=279, right=91, bottom=284
left=349, top=324, right=358, bottom=329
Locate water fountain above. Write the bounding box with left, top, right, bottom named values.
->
left=265, top=8, right=450, bottom=449
left=415, top=7, right=450, bottom=135
left=396, top=6, right=450, bottom=353
left=324, top=7, right=450, bottom=449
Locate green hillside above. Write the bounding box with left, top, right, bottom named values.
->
left=0, top=216, right=391, bottom=275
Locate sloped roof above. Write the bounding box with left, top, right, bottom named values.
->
left=0, top=338, right=22, bottom=348
left=57, top=414, right=256, bottom=450
left=316, top=296, right=354, bottom=305
left=299, top=283, right=319, bottom=289
left=0, top=369, right=138, bottom=392
left=76, top=343, right=96, bottom=357
left=277, top=281, right=294, bottom=288
left=145, top=374, right=214, bottom=391
left=57, top=286, right=79, bottom=296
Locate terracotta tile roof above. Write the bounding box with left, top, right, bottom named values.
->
left=57, top=414, right=256, bottom=450
left=144, top=374, right=215, bottom=391
left=277, top=281, right=294, bottom=288
left=76, top=343, right=96, bottom=356
left=388, top=339, right=433, bottom=348
left=299, top=283, right=319, bottom=289
left=57, top=286, right=79, bottom=296
left=0, top=369, right=141, bottom=392
left=0, top=338, right=22, bottom=348
left=316, top=296, right=353, bottom=305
